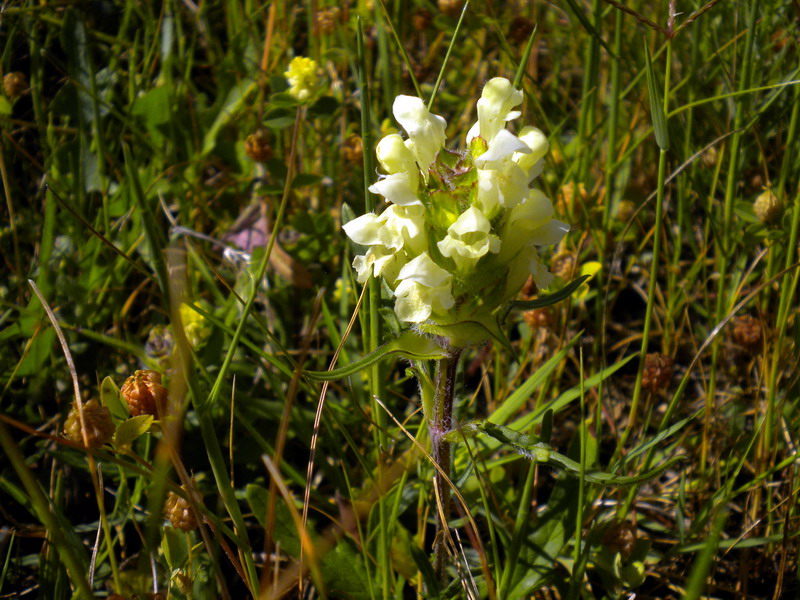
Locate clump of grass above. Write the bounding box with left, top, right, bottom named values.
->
left=1, top=1, right=799, bottom=599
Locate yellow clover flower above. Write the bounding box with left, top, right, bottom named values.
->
left=285, top=56, right=320, bottom=102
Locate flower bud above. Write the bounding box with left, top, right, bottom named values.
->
left=164, top=491, right=199, bottom=532
left=753, top=189, right=781, bottom=224
left=64, top=400, right=115, bottom=449
left=121, top=370, right=168, bottom=418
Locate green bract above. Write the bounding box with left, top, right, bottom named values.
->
left=345, top=77, right=568, bottom=340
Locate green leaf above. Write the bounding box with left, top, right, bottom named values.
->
left=644, top=39, right=669, bottom=150
left=502, top=275, right=590, bottom=320
left=474, top=421, right=686, bottom=487
left=113, top=415, right=154, bottom=453
left=162, top=527, right=188, bottom=570
left=320, top=539, right=372, bottom=600
left=244, top=484, right=301, bottom=556
left=201, top=79, right=256, bottom=155
left=309, top=95, right=339, bottom=117
left=303, top=331, right=447, bottom=381
left=291, top=173, right=323, bottom=188
left=100, top=376, right=129, bottom=422
left=0, top=96, right=11, bottom=116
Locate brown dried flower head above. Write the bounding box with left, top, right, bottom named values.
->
left=121, top=370, right=168, bottom=418
left=437, top=0, right=463, bottom=17
left=244, top=128, right=273, bottom=163
left=508, top=16, right=535, bottom=44
left=602, top=520, right=637, bottom=560
left=315, top=7, right=341, bottom=34
left=556, top=181, right=588, bottom=215
left=732, top=314, right=762, bottom=351
left=341, top=134, right=363, bottom=165
left=523, top=308, right=553, bottom=329
left=642, top=353, right=673, bottom=393
left=64, top=399, right=115, bottom=449
left=164, top=490, right=199, bottom=532
left=3, top=72, right=28, bottom=100
left=551, top=251, right=576, bottom=280
left=412, top=8, right=433, bottom=31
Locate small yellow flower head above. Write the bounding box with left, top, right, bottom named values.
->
left=179, top=302, right=211, bottom=348
left=285, top=56, right=320, bottom=102
left=344, top=77, right=568, bottom=337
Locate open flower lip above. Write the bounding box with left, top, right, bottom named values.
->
left=344, top=76, right=569, bottom=332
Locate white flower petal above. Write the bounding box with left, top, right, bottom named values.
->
left=529, top=219, right=570, bottom=246
left=514, top=127, right=549, bottom=181
left=476, top=78, right=524, bottom=142
left=375, top=134, right=419, bottom=177
left=368, top=172, right=422, bottom=206
left=475, top=129, right=531, bottom=167
left=397, top=252, right=451, bottom=287
left=437, top=207, right=500, bottom=272
left=342, top=213, right=383, bottom=246
left=392, top=95, right=447, bottom=172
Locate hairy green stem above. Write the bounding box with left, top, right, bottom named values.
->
left=431, top=348, right=462, bottom=580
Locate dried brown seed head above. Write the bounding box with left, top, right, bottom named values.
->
left=642, top=353, right=673, bottom=393
left=523, top=308, right=553, bottom=329
left=3, top=72, right=28, bottom=100
left=437, top=0, right=463, bottom=17
left=164, top=490, right=199, bottom=532
left=602, top=520, right=637, bottom=560
left=551, top=251, right=576, bottom=280
left=556, top=181, right=588, bottom=215
left=412, top=8, right=433, bottom=31
left=121, top=370, right=168, bottom=418
left=64, top=400, right=115, bottom=449
left=244, top=128, right=273, bottom=163
left=341, top=134, right=363, bottom=165
left=315, top=7, right=340, bottom=34
left=508, top=16, right=535, bottom=44
left=732, top=314, right=762, bottom=351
